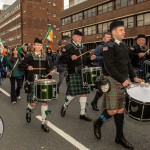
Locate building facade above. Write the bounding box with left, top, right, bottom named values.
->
left=60, top=0, right=150, bottom=49
left=0, top=0, right=63, bottom=50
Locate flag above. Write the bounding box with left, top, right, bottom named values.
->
left=0, top=38, right=3, bottom=47
left=0, top=38, right=4, bottom=54
left=18, top=46, right=23, bottom=55
left=45, top=27, right=54, bottom=42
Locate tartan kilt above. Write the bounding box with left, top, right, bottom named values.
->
left=66, top=74, right=90, bottom=96
left=102, top=76, right=125, bottom=109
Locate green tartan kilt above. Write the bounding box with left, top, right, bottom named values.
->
left=66, top=74, right=90, bottom=96
left=27, top=83, right=37, bottom=103
left=102, top=76, right=125, bottom=109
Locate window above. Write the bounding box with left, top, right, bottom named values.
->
left=108, top=2, right=113, bottom=12
left=53, top=3, right=56, bottom=6
left=78, top=12, right=83, bottom=20
left=128, top=17, right=134, bottom=28
left=98, top=5, right=102, bottom=15
left=61, top=19, right=65, bottom=25
left=84, top=10, right=88, bottom=19
left=144, top=13, right=150, bottom=25
left=62, top=31, right=71, bottom=39
left=72, top=15, right=76, bottom=22
left=137, top=14, right=144, bottom=26
left=84, top=27, right=88, bottom=36
left=88, top=25, right=96, bottom=35
left=53, top=14, right=56, bottom=17
left=121, top=17, right=134, bottom=28
left=98, top=24, right=103, bottom=33
left=137, top=0, right=147, bottom=3
left=115, top=0, right=133, bottom=9
left=91, top=7, right=97, bottom=16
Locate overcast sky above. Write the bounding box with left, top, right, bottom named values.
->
left=0, top=0, right=69, bottom=9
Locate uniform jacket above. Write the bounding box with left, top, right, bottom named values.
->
left=19, top=52, right=54, bottom=82
left=59, top=41, right=92, bottom=74
left=129, top=43, right=149, bottom=68
left=103, top=39, right=136, bottom=84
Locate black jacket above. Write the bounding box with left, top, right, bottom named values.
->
left=19, top=52, right=54, bottom=82
left=59, top=41, right=91, bottom=74
left=103, top=40, right=136, bottom=84
left=129, top=43, right=149, bottom=68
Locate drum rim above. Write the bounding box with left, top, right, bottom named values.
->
left=82, top=67, right=102, bottom=71
left=126, top=92, right=150, bottom=104
left=34, top=79, right=56, bottom=84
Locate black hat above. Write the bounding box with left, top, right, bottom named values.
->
left=136, top=34, right=146, bottom=40
left=110, top=20, right=124, bottom=32
left=73, top=29, right=83, bottom=36
left=34, top=37, right=42, bottom=44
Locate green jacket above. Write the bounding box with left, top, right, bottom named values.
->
left=7, top=57, right=24, bottom=79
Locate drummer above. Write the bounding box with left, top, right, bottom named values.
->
left=59, top=29, right=96, bottom=121
left=19, top=37, right=55, bottom=132
left=93, top=20, right=142, bottom=149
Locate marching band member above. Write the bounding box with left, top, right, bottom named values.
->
left=59, top=29, right=96, bottom=121
left=93, top=21, right=142, bottom=149
left=129, top=34, right=149, bottom=79
left=19, top=38, right=55, bottom=132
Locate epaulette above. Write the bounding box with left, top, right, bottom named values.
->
left=106, top=41, right=115, bottom=47
left=130, top=46, right=135, bottom=51
left=64, top=43, right=74, bottom=50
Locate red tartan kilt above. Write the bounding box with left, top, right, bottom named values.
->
left=102, top=76, right=125, bottom=109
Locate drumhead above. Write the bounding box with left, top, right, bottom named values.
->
left=34, top=79, right=56, bottom=84
left=126, top=85, right=150, bottom=103
left=82, top=67, right=102, bottom=72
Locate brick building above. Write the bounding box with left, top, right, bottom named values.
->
left=61, top=0, right=150, bottom=49
left=0, top=0, right=63, bottom=50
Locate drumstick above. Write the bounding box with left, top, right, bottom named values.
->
left=77, top=49, right=94, bottom=59
left=44, top=73, right=51, bottom=78
left=44, top=69, right=56, bottom=78
left=139, top=49, right=150, bottom=58
left=32, top=68, right=46, bottom=70
left=144, top=49, right=150, bottom=54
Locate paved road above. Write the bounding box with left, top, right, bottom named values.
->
left=0, top=75, right=150, bottom=150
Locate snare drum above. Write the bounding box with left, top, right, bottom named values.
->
left=34, top=79, right=57, bottom=102
left=82, top=67, right=102, bottom=86
left=125, top=84, right=150, bottom=121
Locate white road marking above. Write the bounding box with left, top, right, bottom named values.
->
left=0, top=88, right=10, bottom=97
left=0, top=87, right=90, bottom=150
left=36, top=116, right=90, bottom=150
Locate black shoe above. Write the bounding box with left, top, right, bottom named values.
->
left=60, top=105, right=67, bottom=117
left=80, top=114, right=92, bottom=122
left=91, top=102, right=99, bottom=111
left=26, top=112, right=31, bottom=123
left=41, top=123, right=50, bottom=133
left=90, top=86, right=94, bottom=91
left=115, top=136, right=134, bottom=150
left=57, top=88, right=59, bottom=94
left=93, top=120, right=101, bottom=139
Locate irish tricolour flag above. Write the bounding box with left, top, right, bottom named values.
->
left=45, top=27, right=54, bottom=42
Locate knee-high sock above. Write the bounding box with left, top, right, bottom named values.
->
left=79, top=97, right=87, bottom=115
left=91, top=91, right=103, bottom=104
left=41, top=105, right=48, bottom=124
left=26, top=103, right=36, bottom=112
left=64, top=95, right=75, bottom=106
left=96, top=109, right=112, bottom=126
left=114, top=113, right=124, bottom=138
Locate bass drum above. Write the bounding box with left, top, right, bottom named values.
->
left=125, top=84, right=150, bottom=121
